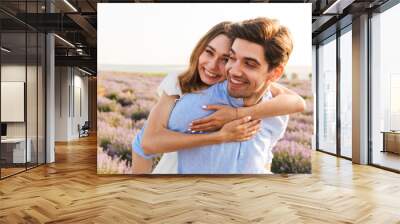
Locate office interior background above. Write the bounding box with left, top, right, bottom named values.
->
left=1, top=0, right=399, bottom=178
left=0, top=0, right=97, bottom=179
left=313, top=0, right=400, bottom=172
left=0, top=0, right=399, bottom=223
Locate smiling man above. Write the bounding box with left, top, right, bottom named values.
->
left=136, top=17, right=294, bottom=174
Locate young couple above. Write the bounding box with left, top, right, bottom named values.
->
left=132, top=17, right=305, bottom=174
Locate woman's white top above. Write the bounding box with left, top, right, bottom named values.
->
left=152, top=72, right=182, bottom=174
left=156, top=72, right=183, bottom=98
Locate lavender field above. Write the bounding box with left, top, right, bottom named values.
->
left=97, top=71, right=313, bottom=174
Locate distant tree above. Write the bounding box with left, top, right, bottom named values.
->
left=281, top=73, right=287, bottom=80
left=308, top=73, right=312, bottom=80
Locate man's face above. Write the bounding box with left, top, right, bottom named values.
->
left=225, top=38, right=274, bottom=98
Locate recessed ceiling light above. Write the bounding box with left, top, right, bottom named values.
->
left=1, top=47, right=11, bottom=53
left=63, top=0, right=78, bottom=12
left=54, top=34, right=75, bottom=48
left=322, top=0, right=354, bottom=15
left=78, top=67, right=93, bottom=76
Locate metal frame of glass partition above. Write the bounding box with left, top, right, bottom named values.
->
left=0, top=1, right=47, bottom=180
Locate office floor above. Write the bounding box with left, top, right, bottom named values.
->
left=0, top=167, right=25, bottom=177
left=372, top=150, right=400, bottom=171
left=1, top=163, right=44, bottom=178
left=0, top=134, right=399, bottom=223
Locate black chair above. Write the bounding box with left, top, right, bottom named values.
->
left=79, top=121, right=90, bottom=138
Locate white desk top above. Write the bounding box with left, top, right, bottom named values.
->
left=1, top=138, right=28, bottom=143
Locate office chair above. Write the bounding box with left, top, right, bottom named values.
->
left=79, top=121, right=90, bottom=138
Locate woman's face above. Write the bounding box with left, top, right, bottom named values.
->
left=197, top=34, right=231, bottom=86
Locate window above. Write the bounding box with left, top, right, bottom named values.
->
left=339, top=28, right=352, bottom=158
left=317, top=36, right=337, bottom=154
left=371, top=2, right=400, bottom=171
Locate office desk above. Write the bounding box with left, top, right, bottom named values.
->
left=1, top=138, right=31, bottom=163
left=381, top=131, right=400, bottom=154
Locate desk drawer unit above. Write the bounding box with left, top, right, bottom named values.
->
left=383, top=132, right=400, bottom=154
left=13, top=141, right=31, bottom=163
left=0, top=139, right=32, bottom=164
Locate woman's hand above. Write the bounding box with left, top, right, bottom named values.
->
left=189, top=105, right=237, bottom=132
left=216, top=116, right=262, bottom=142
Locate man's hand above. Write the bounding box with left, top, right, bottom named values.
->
left=189, top=104, right=237, bottom=132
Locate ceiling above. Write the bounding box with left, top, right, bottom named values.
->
left=0, top=0, right=393, bottom=75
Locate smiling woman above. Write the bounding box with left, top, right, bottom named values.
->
left=133, top=21, right=239, bottom=174
left=197, top=35, right=231, bottom=85
left=177, top=22, right=232, bottom=94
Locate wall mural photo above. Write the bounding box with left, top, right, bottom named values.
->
left=97, top=3, right=312, bottom=174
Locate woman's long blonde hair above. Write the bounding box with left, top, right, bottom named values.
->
left=178, top=21, right=232, bottom=94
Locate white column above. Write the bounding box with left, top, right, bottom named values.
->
left=45, top=0, right=55, bottom=163
left=352, top=14, right=369, bottom=164
left=46, top=33, right=55, bottom=163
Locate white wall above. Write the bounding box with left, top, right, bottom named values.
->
left=54, top=67, right=89, bottom=141
left=55, top=66, right=69, bottom=141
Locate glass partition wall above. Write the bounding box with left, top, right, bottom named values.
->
left=0, top=31, right=27, bottom=177
left=316, top=25, right=353, bottom=159
left=317, top=35, right=337, bottom=155
left=315, top=0, right=400, bottom=172
left=370, top=2, right=400, bottom=171
left=339, top=27, right=352, bottom=159
left=0, top=2, right=46, bottom=179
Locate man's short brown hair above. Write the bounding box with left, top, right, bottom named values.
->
left=228, top=17, right=293, bottom=71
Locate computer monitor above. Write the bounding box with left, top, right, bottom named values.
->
left=1, top=123, right=7, bottom=137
